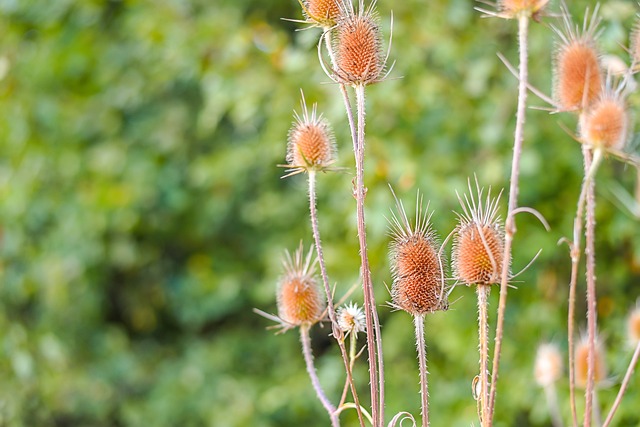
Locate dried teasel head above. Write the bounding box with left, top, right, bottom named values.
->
left=575, top=334, right=607, bottom=389
left=499, top=0, right=549, bottom=19
left=331, top=0, right=387, bottom=86
left=552, top=3, right=603, bottom=112
left=277, top=243, right=326, bottom=327
left=388, top=189, right=448, bottom=316
left=336, top=302, right=366, bottom=336
left=534, top=343, right=563, bottom=387
left=627, top=303, right=640, bottom=346
left=302, top=0, right=342, bottom=28
left=452, top=179, right=506, bottom=286
left=579, top=86, right=629, bottom=152
left=283, top=91, right=337, bottom=178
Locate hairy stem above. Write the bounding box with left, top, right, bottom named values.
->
left=354, top=83, right=385, bottom=427
left=544, top=383, right=564, bottom=427
left=488, top=14, right=529, bottom=423
left=414, top=315, right=429, bottom=427
left=308, top=171, right=366, bottom=427
left=583, top=147, right=597, bottom=427
left=300, top=324, right=340, bottom=427
left=477, top=285, right=491, bottom=426
left=602, top=340, right=640, bottom=427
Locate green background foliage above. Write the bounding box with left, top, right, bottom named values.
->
left=0, top=0, right=639, bottom=425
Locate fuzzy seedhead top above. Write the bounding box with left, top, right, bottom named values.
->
left=303, top=0, right=341, bottom=28
left=283, top=91, right=336, bottom=178
left=452, top=180, right=506, bottom=287
left=574, top=335, right=607, bottom=389
left=388, top=190, right=448, bottom=316
left=277, top=243, right=326, bottom=327
left=552, top=3, right=603, bottom=112
left=534, top=343, right=563, bottom=387
left=580, top=87, right=629, bottom=152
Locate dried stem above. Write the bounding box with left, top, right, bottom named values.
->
left=544, top=383, right=564, bottom=427
left=308, top=171, right=366, bottom=427
left=354, top=82, right=385, bottom=427
left=602, top=340, right=640, bottom=427
left=414, top=314, right=429, bottom=427
left=300, top=324, right=340, bottom=427
left=488, top=14, right=529, bottom=423
left=477, top=285, right=491, bottom=426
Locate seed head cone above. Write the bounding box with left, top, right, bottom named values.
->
left=277, top=245, right=325, bottom=326
left=306, top=0, right=340, bottom=24
left=575, top=337, right=607, bottom=388
left=534, top=344, right=562, bottom=387
left=580, top=94, right=628, bottom=150
left=555, top=41, right=602, bottom=111
left=500, top=0, right=549, bottom=15
left=453, top=223, right=504, bottom=286
left=288, top=121, right=335, bottom=167
left=391, top=234, right=445, bottom=315
left=334, top=13, right=384, bottom=85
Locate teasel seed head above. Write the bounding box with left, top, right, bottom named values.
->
left=303, top=0, right=341, bottom=28
left=575, top=334, right=607, bottom=389
left=332, top=1, right=386, bottom=86
left=579, top=88, right=629, bottom=152
left=499, top=0, right=549, bottom=19
left=452, top=179, right=506, bottom=286
left=627, top=304, right=640, bottom=346
left=277, top=243, right=326, bottom=327
left=283, top=91, right=337, bottom=178
left=388, top=189, right=448, bottom=315
left=336, top=302, right=366, bottom=336
left=552, top=3, right=603, bottom=112
left=534, top=343, right=563, bottom=387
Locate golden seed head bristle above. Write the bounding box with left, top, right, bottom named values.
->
left=452, top=180, right=505, bottom=286
left=277, top=244, right=325, bottom=327
left=337, top=302, right=366, bottom=335
left=555, top=42, right=602, bottom=111
left=575, top=336, right=607, bottom=389
left=334, top=10, right=384, bottom=86
left=580, top=93, right=628, bottom=151
left=285, top=93, right=336, bottom=175
left=627, top=307, right=640, bottom=345
left=500, top=0, right=549, bottom=16
left=305, top=0, right=341, bottom=26
left=534, top=344, right=563, bottom=387
left=389, top=191, right=447, bottom=315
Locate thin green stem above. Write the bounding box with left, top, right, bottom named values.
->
left=308, top=171, right=366, bottom=427
left=488, top=14, right=529, bottom=424
left=300, top=324, right=340, bottom=427
left=414, top=315, right=429, bottom=427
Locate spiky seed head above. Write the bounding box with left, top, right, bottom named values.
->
left=277, top=244, right=326, bottom=327
left=534, top=344, right=563, bottom=387
left=336, top=302, right=366, bottom=335
left=452, top=180, right=505, bottom=286
left=627, top=305, right=640, bottom=345
left=388, top=191, right=447, bottom=315
left=575, top=335, right=607, bottom=389
left=499, top=0, right=549, bottom=17
left=304, top=0, right=341, bottom=27
left=333, top=4, right=384, bottom=86
left=580, top=91, right=628, bottom=151
left=553, top=5, right=603, bottom=112
left=284, top=92, right=336, bottom=177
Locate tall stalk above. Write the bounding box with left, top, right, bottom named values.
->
left=602, top=341, right=640, bottom=427
left=477, top=285, right=491, bottom=426
left=300, top=324, right=340, bottom=427
left=308, top=170, right=366, bottom=427
left=488, top=13, right=529, bottom=423
left=414, top=315, right=429, bottom=427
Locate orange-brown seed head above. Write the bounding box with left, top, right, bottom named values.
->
left=305, top=0, right=341, bottom=26
left=575, top=336, right=607, bottom=389
left=580, top=94, right=628, bottom=151
left=627, top=307, right=640, bottom=345
left=334, top=12, right=384, bottom=86
left=534, top=343, right=563, bottom=387
left=555, top=42, right=602, bottom=111
left=500, top=0, right=549, bottom=16
left=277, top=245, right=325, bottom=327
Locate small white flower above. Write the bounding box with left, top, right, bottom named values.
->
left=336, top=302, right=366, bottom=336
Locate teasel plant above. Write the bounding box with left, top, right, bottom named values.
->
left=387, top=189, right=449, bottom=427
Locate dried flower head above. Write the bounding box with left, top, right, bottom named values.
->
left=283, top=91, right=337, bottom=178
left=277, top=243, right=326, bottom=327
left=627, top=304, right=640, bottom=346
left=477, top=0, right=549, bottom=20
left=331, top=0, right=387, bottom=86
left=452, top=179, right=506, bottom=286
left=304, top=0, right=341, bottom=27
left=534, top=343, right=563, bottom=387
left=337, top=302, right=366, bottom=336
left=388, top=190, right=447, bottom=315
left=552, top=4, right=603, bottom=112
left=580, top=88, right=629, bottom=152
left=575, top=335, right=607, bottom=389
